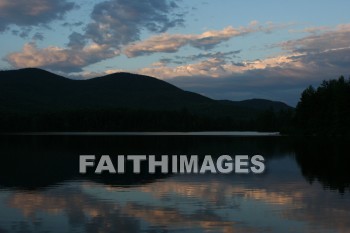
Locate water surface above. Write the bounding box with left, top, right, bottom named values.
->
left=5, top=131, right=279, bottom=136
left=0, top=135, right=349, bottom=233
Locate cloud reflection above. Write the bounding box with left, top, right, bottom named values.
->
left=4, top=172, right=350, bottom=233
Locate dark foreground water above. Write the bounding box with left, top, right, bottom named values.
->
left=0, top=135, right=349, bottom=233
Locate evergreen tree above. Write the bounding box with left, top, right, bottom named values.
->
left=295, top=76, right=350, bottom=135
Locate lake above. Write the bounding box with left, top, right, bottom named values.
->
left=0, top=135, right=349, bottom=233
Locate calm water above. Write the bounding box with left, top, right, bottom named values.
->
left=0, top=135, right=349, bottom=233
left=8, top=131, right=279, bottom=136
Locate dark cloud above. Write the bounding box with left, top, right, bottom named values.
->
left=281, top=25, right=350, bottom=54
left=61, top=21, right=84, bottom=27
left=0, top=0, right=76, bottom=31
left=298, top=47, right=350, bottom=70
left=67, top=32, right=88, bottom=49
left=10, top=30, right=19, bottom=36
left=159, top=58, right=174, bottom=64
left=32, top=32, right=44, bottom=41
left=124, top=22, right=283, bottom=57
left=172, top=50, right=241, bottom=64
left=5, top=0, right=185, bottom=73
left=124, top=25, right=255, bottom=57
left=84, top=0, right=184, bottom=47
left=162, top=50, right=349, bottom=106
left=140, top=25, right=350, bottom=105
left=19, top=29, right=30, bottom=38
left=166, top=48, right=350, bottom=106
left=11, top=28, right=31, bottom=38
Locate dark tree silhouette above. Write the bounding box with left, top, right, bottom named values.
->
left=295, top=76, right=350, bottom=135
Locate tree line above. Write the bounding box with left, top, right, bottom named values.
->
left=0, top=76, right=348, bottom=134
left=0, top=107, right=293, bottom=132
left=294, top=76, right=350, bottom=136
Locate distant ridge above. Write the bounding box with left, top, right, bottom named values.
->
left=219, top=98, right=291, bottom=112
left=0, top=68, right=293, bottom=131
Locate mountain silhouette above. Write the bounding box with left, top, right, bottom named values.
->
left=0, top=68, right=293, bottom=131
left=218, top=99, right=291, bottom=112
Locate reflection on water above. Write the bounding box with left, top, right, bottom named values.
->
left=0, top=136, right=349, bottom=233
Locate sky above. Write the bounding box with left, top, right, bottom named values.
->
left=1, top=0, right=350, bottom=106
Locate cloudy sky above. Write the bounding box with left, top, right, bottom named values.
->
left=1, top=0, right=350, bottom=105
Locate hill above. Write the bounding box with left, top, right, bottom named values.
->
left=218, top=99, right=291, bottom=112
left=0, top=68, right=293, bottom=131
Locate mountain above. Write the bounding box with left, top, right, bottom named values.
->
left=219, top=99, right=291, bottom=112
left=0, top=68, right=293, bottom=131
